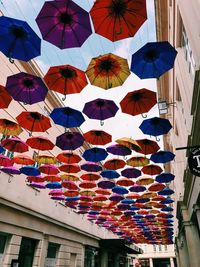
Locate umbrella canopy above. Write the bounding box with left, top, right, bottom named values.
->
left=80, top=162, right=102, bottom=172
left=34, top=155, right=57, bottom=164
left=61, top=180, right=78, bottom=190
left=79, top=181, right=96, bottom=189
left=46, top=182, right=62, bottom=189
left=139, top=117, right=172, bottom=139
left=50, top=107, right=85, bottom=128
left=131, top=41, right=178, bottom=79
left=56, top=152, right=81, bottom=164
left=141, top=164, right=163, bottom=175
left=44, top=175, right=61, bottom=182
left=44, top=64, right=88, bottom=100
left=120, top=88, right=157, bottom=117
left=97, top=180, right=115, bottom=189
left=121, top=167, right=141, bottom=178
left=0, top=16, right=41, bottom=62
left=83, top=98, right=119, bottom=125
left=1, top=166, right=21, bottom=175
left=136, top=139, right=160, bottom=155
left=29, top=182, right=46, bottom=189
left=60, top=174, right=79, bottom=181
left=11, top=154, right=35, bottom=165
left=39, top=164, right=59, bottom=175
left=1, top=137, right=29, bottom=153
left=83, top=130, right=112, bottom=145
left=6, top=72, right=48, bottom=105
left=129, top=184, right=146, bottom=192
left=158, top=187, right=174, bottom=196
left=106, top=144, right=132, bottom=156
left=103, top=158, right=126, bottom=170
left=112, top=186, right=128, bottom=195
left=20, top=165, right=40, bottom=176
left=115, top=137, right=141, bottom=152
left=16, top=111, right=51, bottom=135
left=155, top=173, right=175, bottom=183
left=0, top=119, right=23, bottom=136
left=59, top=163, right=80, bottom=173
left=56, top=131, right=84, bottom=150
left=100, top=170, right=120, bottom=179
left=148, top=183, right=165, bottom=192
left=116, top=177, right=134, bottom=187
left=27, top=175, right=45, bottom=183
left=0, top=155, right=13, bottom=167
left=81, top=173, right=100, bottom=181
left=86, top=53, right=130, bottom=89
left=136, top=177, right=154, bottom=185
left=127, top=156, right=149, bottom=167
left=0, top=85, right=12, bottom=109
left=36, top=0, right=92, bottom=49
left=82, top=147, right=108, bottom=162
left=150, top=151, right=175, bottom=163
left=26, top=136, right=54, bottom=151
left=90, top=0, right=147, bottom=42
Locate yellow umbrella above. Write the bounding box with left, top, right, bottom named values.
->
left=34, top=154, right=57, bottom=164
left=0, top=118, right=23, bottom=136
left=136, top=176, right=154, bottom=185
left=115, top=137, right=141, bottom=152
left=60, top=174, right=80, bottom=181
left=126, top=156, right=149, bottom=167
left=142, top=192, right=157, bottom=199
left=79, top=190, right=96, bottom=197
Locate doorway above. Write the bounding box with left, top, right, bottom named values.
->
left=18, top=237, right=37, bottom=267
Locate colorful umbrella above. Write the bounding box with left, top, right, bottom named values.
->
left=34, top=155, right=57, bottom=164
left=148, top=183, right=165, bottom=192
left=61, top=180, right=78, bottom=190
left=112, top=186, right=128, bottom=195
left=139, top=117, right=172, bottom=140
left=158, top=187, right=174, bottom=196
left=29, top=182, right=46, bottom=189
left=1, top=138, right=29, bottom=153
left=0, top=155, right=13, bottom=167
left=115, top=137, right=141, bottom=152
left=11, top=154, right=35, bottom=166
left=1, top=166, right=21, bottom=175
left=82, top=147, right=108, bottom=162
left=60, top=174, right=79, bottom=181
left=16, top=111, right=51, bottom=135
left=81, top=173, right=100, bottom=181
left=126, top=156, right=149, bottom=167
left=46, top=182, right=62, bottom=189
left=56, top=131, right=84, bottom=150
left=0, top=16, right=41, bottom=62
left=50, top=107, right=85, bottom=128
left=6, top=72, right=48, bottom=105
left=44, top=175, right=61, bottom=182
left=0, top=145, right=6, bottom=154
left=86, top=53, right=130, bottom=89
left=90, top=0, right=147, bottom=42
left=100, top=170, right=120, bottom=179
left=80, top=162, right=102, bottom=172
left=141, top=164, right=163, bottom=175
left=44, top=64, right=88, bottom=100
left=20, top=165, right=40, bottom=176
left=106, top=144, right=131, bottom=156
left=131, top=41, right=178, bottom=79
left=136, top=139, right=160, bottom=155
left=97, top=180, right=115, bottom=189
left=27, top=175, right=45, bottom=183
left=120, top=88, right=157, bottom=117
left=0, top=119, right=23, bottom=136
left=79, top=190, right=96, bottom=197
left=129, top=185, right=146, bottom=192
left=39, top=164, right=59, bottom=175
left=155, top=173, right=175, bottom=183
left=95, top=188, right=111, bottom=195
left=79, top=181, right=96, bottom=189
left=121, top=167, right=141, bottom=178
left=136, top=177, right=154, bottom=185
left=59, top=164, right=80, bottom=173
left=116, top=177, right=134, bottom=187
left=56, top=152, right=81, bottom=164
left=83, top=130, right=112, bottom=145
left=103, top=158, right=126, bottom=170
left=83, top=98, right=119, bottom=125
left=150, top=151, right=175, bottom=163
left=0, top=85, right=12, bottom=108
left=26, top=136, right=54, bottom=151
left=36, top=0, right=92, bottom=49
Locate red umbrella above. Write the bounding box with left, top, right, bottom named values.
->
left=103, top=158, right=126, bottom=170
left=148, top=183, right=166, bottom=192
left=136, top=139, right=160, bottom=155
left=16, top=111, right=51, bottom=135
left=90, top=0, right=147, bottom=42
left=0, top=155, right=13, bottom=167
left=79, top=181, right=96, bottom=189
left=26, top=136, right=54, bottom=151
left=83, top=130, right=112, bottom=145
left=61, top=180, right=79, bottom=190
left=12, top=154, right=35, bottom=166
left=93, top=195, right=108, bottom=201
left=116, top=177, right=134, bottom=187
left=59, top=164, right=80, bottom=173
left=44, top=64, right=88, bottom=100
left=81, top=173, right=100, bottom=181
left=64, top=190, right=79, bottom=197
left=44, top=175, right=61, bottom=182
left=39, top=164, right=59, bottom=175
left=1, top=137, right=29, bottom=153
left=141, top=164, right=163, bottom=175
left=0, top=85, right=12, bottom=108
left=56, top=152, right=82, bottom=164
left=95, top=188, right=111, bottom=195
left=120, top=88, right=157, bottom=117
left=27, top=175, right=45, bottom=183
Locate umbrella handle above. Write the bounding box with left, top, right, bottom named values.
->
left=156, top=136, right=160, bottom=142
left=9, top=57, right=14, bottom=64
left=62, top=94, right=67, bottom=101
left=8, top=175, right=13, bottom=183
left=100, top=120, right=104, bottom=126
left=142, top=113, right=147, bottom=118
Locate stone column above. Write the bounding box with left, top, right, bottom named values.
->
left=149, top=258, right=153, bottom=267
left=35, top=234, right=48, bottom=267
left=170, top=258, right=175, bottom=267
left=100, top=250, right=108, bottom=267
left=176, top=235, right=190, bottom=267
left=193, top=205, right=200, bottom=229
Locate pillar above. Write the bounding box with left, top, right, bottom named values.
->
left=149, top=258, right=153, bottom=267
left=176, top=235, right=190, bottom=267
left=193, top=205, right=200, bottom=229
left=35, top=234, right=48, bottom=267
left=100, top=250, right=108, bottom=267
left=170, top=258, right=175, bottom=267
left=3, top=235, right=22, bottom=267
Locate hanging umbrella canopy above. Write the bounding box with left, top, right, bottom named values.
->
left=148, top=183, right=166, bottom=192
left=0, top=155, right=13, bottom=167
left=100, top=170, right=120, bottom=179
left=79, top=181, right=96, bottom=189
left=50, top=107, right=85, bottom=128
left=90, top=0, right=147, bottom=42
left=112, top=186, right=129, bottom=195
left=56, top=152, right=81, bottom=164
left=150, top=151, right=175, bottom=163
left=29, top=182, right=46, bottom=189
left=86, top=53, right=130, bottom=89
left=158, top=187, right=174, bottom=196
left=60, top=174, right=79, bottom=181
left=61, top=180, right=78, bottom=190
left=26, top=136, right=54, bottom=151
left=106, top=144, right=132, bottom=156
left=0, top=85, right=12, bottom=109
left=39, top=164, right=59, bottom=175
left=127, top=156, right=149, bottom=167
left=80, top=162, right=102, bottom=172
left=103, top=158, right=126, bottom=170
left=79, top=190, right=96, bottom=197
left=1, top=137, right=29, bottom=153
left=11, top=154, right=35, bottom=165
left=6, top=72, right=48, bottom=105
left=0, top=16, right=41, bottom=62
left=82, top=147, right=108, bottom=162
left=44, top=175, right=61, bottom=182
left=136, top=177, right=154, bottom=185
left=27, top=175, right=45, bottom=183
left=139, top=117, right=172, bottom=139
left=131, top=41, right=178, bottom=79
left=20, top=165, right=40, bottom=176
left=0, top=119, right=22, bottom=137
left=36, top=0, right=92, bottom=49
left=116, top=177, right=134, bottom=187
left=81, top=173, right=100, bottom=181
left=46, top=182, right=62, bottom=189
left=155, top=173, right=175, bottom=183
left=16, top=111, right=51, bottom=135
left=34, top=154, right=58, bottom=165
left=83, top=130, right=112, bottom=145
left=141, top=164, right=163, bottom=175
left=129, top=184, right=146, bottom=192
left=83, top=98, right=119, bottom=125
left=97, top=180, right=115, bottom=189
left=59, top=163, right=80, bottom=173
left=120, top=88, right=157, bottom=117
left=1, top=166, right=21, bottom=175
left=136, top=139, right=160, bottom=155
left=95, top=188, right=111, bottom=196
left=56, top=131, right=84, bottom=150
left=121, top=167, right=141, bottom=178
left=115, top=137, right=141, bottom=152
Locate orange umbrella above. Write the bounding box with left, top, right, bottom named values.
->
left=26, top=136, right=54, bottom=151
left=125, top=193, right=140, bottom=199
left=83, top=129, right=112, bottom=145
left=148, top=183, right=165, bottom=192
left=81, top=173, right=100, bottom=181
left=115, top=137, right=141, bottom=152
left=56, top=152, right=82, bottom=164
left=116, top=177, right=134, bottom=187
left=136, top=138, right=160, bottom=155
left=0, top=118, right=22, bottom=136
left=141, top=164, right=163, bottom=175
left=44, top=175, right=61, bottom=182
left=136, top=177, right=154, bottom=185
left=126, top=156, right=149, bottom=167
left=93, top=195, right=108, bottom=201
left=12, top=154, right=35, bottom=165
left=79, top=190, right=96, bottom=197
left=95, top=188, right=111, bottom=195
left=141, top=192, right=157, bottom=199
left=63, top=190, right=79, bottom=197
left=59, top=164, right=80, bottom=173
left=0, top=85, right=12, bottom=108
left=79, top=181, right=96, bottom=189
left=103, top=158, right=126, bottom=170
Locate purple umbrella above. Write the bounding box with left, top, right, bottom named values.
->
left=6, top=72, right=48, bottom=105
left=56, top=131, right=84, bottom=150
left=36, top=0, right=92, bottom=49
left=109, top=194, right=124, bottom=201
left=97, top=180, right=115, bottom=189
left=129, top=184, right=146, bottom=192
left=83, top=98, right=119, bottom=125
left=121, top=167, right=141, bottom=178
left=29, top=182, right=46, bottom=189
left=80, top=162, right=102, bottom=172
left=1, top=166, right=21, bottom=175
left=106, top=144, right=132, bottom=156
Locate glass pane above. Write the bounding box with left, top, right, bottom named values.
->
left=18, top=237, right=37, bottom=267
left=0, top=235, right=7, bottom=253
left=47, top=243, right=58, bottom=259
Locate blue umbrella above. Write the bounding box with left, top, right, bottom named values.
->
left=46, top=182, right=62, bottom=189
left=139, top=117, right=172, bottom=140
left=82, top=147, right=108, bottom=162
left=20, top=165, right=40, bottom=176
left=131, top=41, right=177, bottom=79
left=0, top=145, right=5, bottom=154
left=50, top=107, right=85, bottom=129
left=160, top=197, right=174, bottom=204
left=150, top=150, right=175, bottom=163
left=161, top=206, right=173, bottom=212
left=158, top=187, right=174, bottom=196
left=0, top=16, right=41, bottom=62
left=155, top=172, right=175, bottom=183
left=112, top=186, right=128, bottom=195
left=100, top=170, right=120, bottom=179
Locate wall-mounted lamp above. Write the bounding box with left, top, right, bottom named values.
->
left=158, top=100, right=176, bottom=115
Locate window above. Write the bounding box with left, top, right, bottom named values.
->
left=45, top=243, right=59, bottom=267
left=18, top=237, right=37, bottom=267
left=0, top=234, right=7, bottom=265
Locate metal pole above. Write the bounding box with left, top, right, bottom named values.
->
left=175, top=145, right=200, bottom=150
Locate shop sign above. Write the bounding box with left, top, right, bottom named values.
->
left=188, top=147, right=200, bottom=177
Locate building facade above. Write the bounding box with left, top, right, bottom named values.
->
left=155, top=1, right=200, bottom=267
